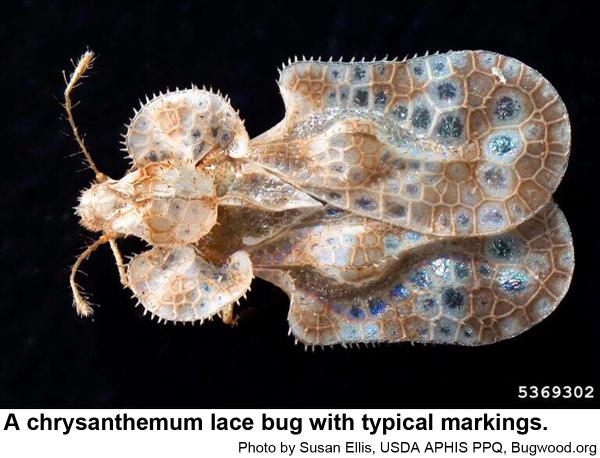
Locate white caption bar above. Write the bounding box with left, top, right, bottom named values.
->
left=0, top=409, right=597, bottom=457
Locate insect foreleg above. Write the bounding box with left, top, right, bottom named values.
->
left=63, top=50, right=106, bottom=183
left=219, top=303, right=237, bottom=326
left=109, top=239, right=129, bottom=288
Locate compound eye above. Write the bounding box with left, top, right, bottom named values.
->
left=125, top=88, right=249, bottom=167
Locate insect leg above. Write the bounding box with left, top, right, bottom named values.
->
left=63, top=50, right=106, bottom=183
left=70, top=233, right=113, bottom=317
left=219, top=304, right=237, bottom=326
left=109, top=239, right=129, bottom=288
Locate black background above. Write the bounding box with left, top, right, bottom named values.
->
left=2, top=0, right=599, bottom=408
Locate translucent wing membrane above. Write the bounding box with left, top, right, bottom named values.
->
left=251, top=206, right=435, bottom=285
left=126, top=88, right=249, bottom=167
left=218, top=163, right=322, bottom=211
left=128, top=246, right=253, bottom=323
left=251, top=202, right=573, bottom=346
left=197, top=205, right=323, bottom=266
left=250, top=51, right=570, bottom=236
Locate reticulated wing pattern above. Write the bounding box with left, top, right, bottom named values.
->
left=251, top=202, right=573, bottom=346
left=90, top=51, right=573, bottom=346
left=250, top=51, right=570, bottom=236
left=128, top=246, right=253, bottom=323
left=196, top=205, right=323, bottom=266
left=126, top=88, right=249, bottom=167
left=218, top=163, right=322, bottom=211
left=251, top=206, right=435, bottom=286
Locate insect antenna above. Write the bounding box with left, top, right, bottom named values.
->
left=70, top=233, right=114, bottom=317
left=63, top=50, right=107, bottom=183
